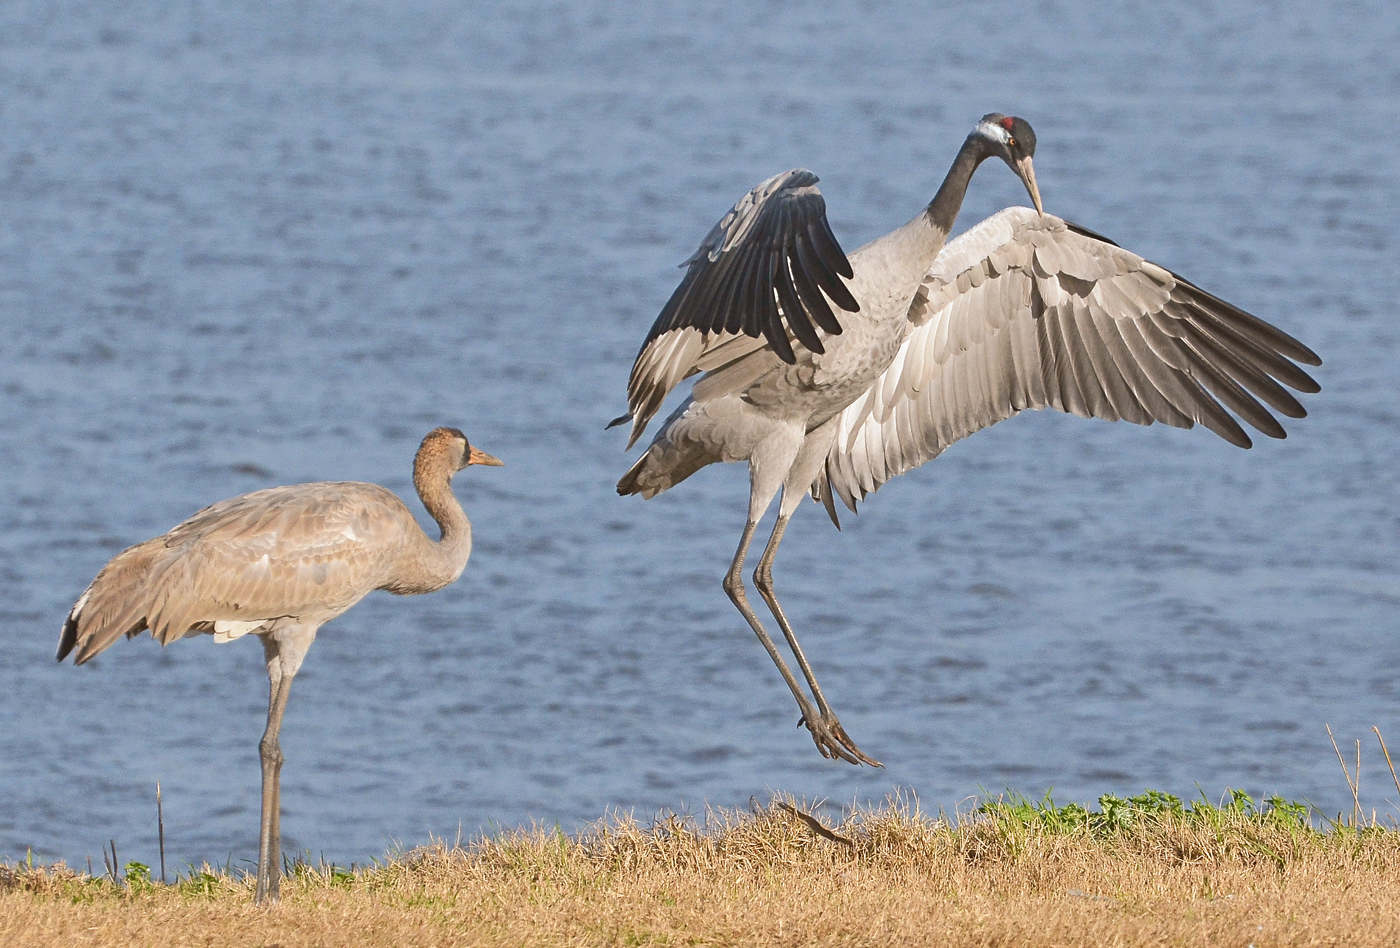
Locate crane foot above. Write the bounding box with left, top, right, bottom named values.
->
left=799, top=712, right=882, bottom=767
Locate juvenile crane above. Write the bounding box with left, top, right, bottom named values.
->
left=613, top=114, right=1321, bottom=767
left=58, top=427, right=503, bottom=903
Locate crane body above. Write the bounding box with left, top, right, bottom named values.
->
left=58, top=427, right=503, bottom=903
left=615, top=114, right=1320, bottom=766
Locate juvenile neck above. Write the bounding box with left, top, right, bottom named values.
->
left=406, top=456, right=473, bottom=591
left=416, top=469, right=471, bottom=546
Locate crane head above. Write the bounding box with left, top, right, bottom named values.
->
left=419, top=427, right=504, bottom=479
left=973, top=113, right=1043, bottom=216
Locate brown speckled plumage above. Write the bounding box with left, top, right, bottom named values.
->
left=58, top=427, right=493, bottom=664
left=56, top=426, right=502, bottom=903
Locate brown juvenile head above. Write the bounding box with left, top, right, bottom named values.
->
left=414, top=427, right=504, bottom=488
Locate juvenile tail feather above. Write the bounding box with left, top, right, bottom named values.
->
left=56, top=542, right=162, bottom=664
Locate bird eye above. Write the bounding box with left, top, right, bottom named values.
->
left=1007, top=137, right=1017, bottom=147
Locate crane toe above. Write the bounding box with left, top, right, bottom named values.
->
left=801, top=712, right=882, bottom=767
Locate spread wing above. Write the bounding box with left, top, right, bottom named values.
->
left=616, top=169, right=860, bottom=448
left=814, top=206, right=1322, bottom=522
left=58, top=482, right=414, bottom=663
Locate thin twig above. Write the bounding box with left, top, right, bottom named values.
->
left=107, top=840, right=120, bottom=885
left=1356, top=739, right=1363, bottom=823
left=157, top=782, right=167, bottom=885
left=1326, top=724, right=1361, bottom=824
left=1373, top=726, right=1400, bottom=798
left=1327, top=724, right=1353, bottom=785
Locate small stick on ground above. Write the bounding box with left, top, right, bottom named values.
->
left=776, top=801, right=853, bottom=846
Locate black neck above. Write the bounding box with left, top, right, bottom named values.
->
left=925, top=134, right=990, bottom=240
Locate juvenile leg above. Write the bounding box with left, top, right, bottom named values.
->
left=254, top=625, right=317, bottom=905
left=255, top=666, right=292, bottom=904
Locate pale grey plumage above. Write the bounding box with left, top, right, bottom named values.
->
left=617, top=114, right=1320, bottom=769
left=57, top=427, right=503, bottom=903
left=815, top=207, right=1321, bottom=518
left=619, top=115, right=1053, bottom=766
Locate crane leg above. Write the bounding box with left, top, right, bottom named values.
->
left=723, top=426, right=873, bottom=765
left=255, top=625, right=316, bottom=904
left=255, top=667, right=292, bottom=903
left=723, top=519, right=831, bottom=751
left=753, top=511, right=880, bottom=767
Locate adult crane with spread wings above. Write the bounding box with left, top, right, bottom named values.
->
left=612, top=114, right=1320, bottom=767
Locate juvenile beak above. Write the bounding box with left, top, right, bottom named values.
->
left=1015, top=155, right=1043, bottom=216
left=468, top=446, right=504, bottom=466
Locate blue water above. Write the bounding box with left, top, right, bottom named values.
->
left=3, top=0, right=1399, bottom=872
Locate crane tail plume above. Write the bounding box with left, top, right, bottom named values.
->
left=61, top=598, right=150, bottom=665
left=617, top=435, right=709, bottom=498
left=617, top=454, right=648, bottom=497
left=56, top=597, right=83, bottom=662
left=58, top=542, right=165, bottom=664
left=812, top=472, right=842, bottom=530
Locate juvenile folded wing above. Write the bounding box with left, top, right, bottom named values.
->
left=815, top=206, right=1322, bottom=519
left=620, top=169, right=859, bottom=447
left=59, top=483, right=414, bottom=663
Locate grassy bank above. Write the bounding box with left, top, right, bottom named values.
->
left=4, top=791, right=1399, bottom=947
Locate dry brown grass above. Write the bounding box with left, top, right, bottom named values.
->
left=4, top=792, right=1399, bottom=947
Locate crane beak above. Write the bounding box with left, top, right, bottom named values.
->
left=1014, top=155, right=1044, bottom=216
left=468, top=446, right=504, bottom=467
